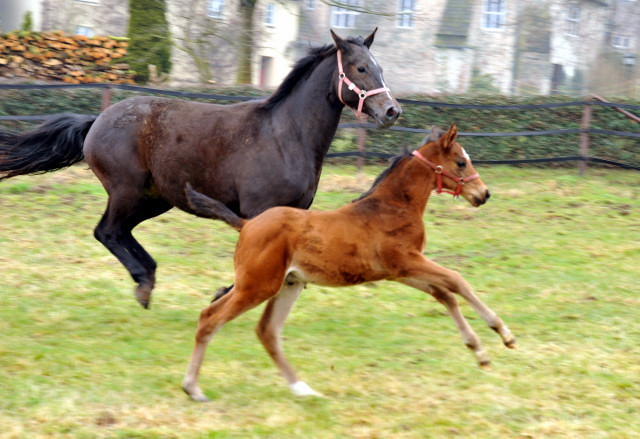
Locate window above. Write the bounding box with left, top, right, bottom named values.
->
left=208, top=0, right=225, bottom=19
left=612, top=35, right=632, bottom=49
left=75, top=0, right=98, bottom=4
left=76, top=26, right=94, bottom=37
left=331, top=0, right=360, bottom=28
left=265, top=3, right=275, bottom=27
left=397, top=0, right=415, bottom=28
left=566, top=4, right=580, bottom=36
left=305, top=0, right=316, bottom=9
left=482, top=0, right=506, bottom=30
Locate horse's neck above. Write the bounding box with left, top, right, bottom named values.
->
left=273, top=57, right=342, bottom=156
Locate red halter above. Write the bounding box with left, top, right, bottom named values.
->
left=336, top=49, right=390, bottom=118
left=411, top=150, right=479, bottom=199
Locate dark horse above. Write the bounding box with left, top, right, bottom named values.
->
left=0, top=29, right=401, bottom=308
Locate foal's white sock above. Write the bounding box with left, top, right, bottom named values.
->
left=289, top=381, right=320, bottom=396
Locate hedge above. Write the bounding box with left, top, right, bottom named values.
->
left=0, top=86, right=638, bottom=168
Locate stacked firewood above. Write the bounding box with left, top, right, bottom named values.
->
left=0, top=31, right=135, bottom=84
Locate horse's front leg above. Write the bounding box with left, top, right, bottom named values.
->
left=397, top=253, right=516, bottom=367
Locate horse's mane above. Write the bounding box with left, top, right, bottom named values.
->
left=353, top=127, right=446, bottom=202
left=260, top=36, right=367, bottom=111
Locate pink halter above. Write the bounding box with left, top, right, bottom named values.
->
left=411, top=150, right=480, bottom=199
left=336, top=49, right=390, bottom=117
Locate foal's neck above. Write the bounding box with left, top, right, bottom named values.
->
left=364, top=156, right=436, bottom=216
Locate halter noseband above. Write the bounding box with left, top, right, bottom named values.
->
left=411, top=150, right=479, bottom=199
left=337, top=49, right=390, bottom=118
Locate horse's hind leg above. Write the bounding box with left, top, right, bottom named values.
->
left=255, top=282, right=319, bottom=396
left=94, top=194, right=171, bottom=308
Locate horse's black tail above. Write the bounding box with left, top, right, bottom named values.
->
left=0, top=113, right=97, bottom=181
left=185, top=183, right=246, bottom=231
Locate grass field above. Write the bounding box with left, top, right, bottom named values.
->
left=0, top=164, right=638, bottom=438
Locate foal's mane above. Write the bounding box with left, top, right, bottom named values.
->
left=260, top=36, right=368, bottom=111
left=353, top=128, right=446, bottom=202
left=352, top=151, right=411, bottom=202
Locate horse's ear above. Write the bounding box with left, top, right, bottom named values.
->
left=363, top=27, right=377, bottom=48
left=438, top=123, right=458, bottom=151
left=331, top=29, right=351, bottom=54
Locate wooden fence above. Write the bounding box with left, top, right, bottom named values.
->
left=1, top=83, right=639, bottom=173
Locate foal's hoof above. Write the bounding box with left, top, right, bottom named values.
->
left=182, top=385, right=210, bottom=403
left=290, top=381, right=323, bottom=397
left=479, top=361, right=492, bottom=371
left=135, top=285, right=152, bottom=309
left=505, top=339, right=518, bottom=349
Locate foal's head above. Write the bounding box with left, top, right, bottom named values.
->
left=417, top=124, right=490, bottom=207
left=331, top=28, right=401, bottom=128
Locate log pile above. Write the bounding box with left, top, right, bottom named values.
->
left=0, top=31, right=135, bottom=84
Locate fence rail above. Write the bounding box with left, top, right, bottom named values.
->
left=1, top=83, right=639, bottom=171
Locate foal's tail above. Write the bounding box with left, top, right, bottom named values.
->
left=0, top=114, right=97, bottom=182
left=185, top=183, right=246, bottom=231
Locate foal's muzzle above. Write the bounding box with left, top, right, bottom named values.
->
left=474, top=189, right=491, bottom=206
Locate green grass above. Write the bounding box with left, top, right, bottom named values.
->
left=0, top=164, right=639, bottom=438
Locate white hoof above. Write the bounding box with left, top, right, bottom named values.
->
left=289, top=381, right=321, bottom=397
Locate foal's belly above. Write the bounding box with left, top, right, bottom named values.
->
left=285, top=257, right=387, bottom=288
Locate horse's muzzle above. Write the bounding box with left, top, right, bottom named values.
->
left=375, top=105, right=401, bottom=128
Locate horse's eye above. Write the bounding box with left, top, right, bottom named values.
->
left=457, top=160, right=466, bottom=168
left=357, top=66, right=366, bottom=73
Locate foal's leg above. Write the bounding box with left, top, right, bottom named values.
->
left=398, top=253, right=516, bottom=366
left=94, top=194, right=172, bottom=308
left=256, top=282, right=320, bottom=396
left=182, top=282, right=281, bottom=402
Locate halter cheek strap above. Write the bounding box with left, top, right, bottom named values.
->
left=337, top=49, right=390, bottom=118
left=411, top=150, right=479, bottom=199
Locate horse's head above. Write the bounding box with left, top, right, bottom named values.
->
left=415, top=123, right=490, bottom=207
left=331, top=28, right=401, bottom=128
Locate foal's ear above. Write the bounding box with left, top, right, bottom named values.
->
left=363, top=27, right=378, bottom=49
left=439, top=123, right=458, bottom=151
left=331, top=29, right=351, bottom=54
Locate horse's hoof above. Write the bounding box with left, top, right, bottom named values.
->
left=479, top=361, right=491, bottom=370
left=135, top=286, right=152, bottom=309
left=212, top=285, right=233, bottom=303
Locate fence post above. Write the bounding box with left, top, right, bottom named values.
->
left=356, top=114, right=368, bottom=172
left=579, top=100, right=592, bottom=176
left=101, top=85, right=112, bottom=111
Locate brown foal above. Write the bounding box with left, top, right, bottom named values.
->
left=181, top=123, right=516, bottom=401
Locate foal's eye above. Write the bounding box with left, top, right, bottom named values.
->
left=357, top=66, right=366, bottom=73
left=457, top=160, right=466, bottom=168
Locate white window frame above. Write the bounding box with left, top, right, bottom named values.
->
left=75, top=26, right=94, bottom=37
left=612, top=35, right=632, bottom=49
left=265, top=3, right=275, bottom=27
left=397, top=0, right=415, bottom=29
left=482, top=0, right=506, bottom=30
left=331, top=0, right=360, bottom=29
left=207, top=0, right=225, bottom=19
left=566, top=4, right=580, bottom=36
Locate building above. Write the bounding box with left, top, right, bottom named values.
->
left=0, top=0, right=637, bottom=96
